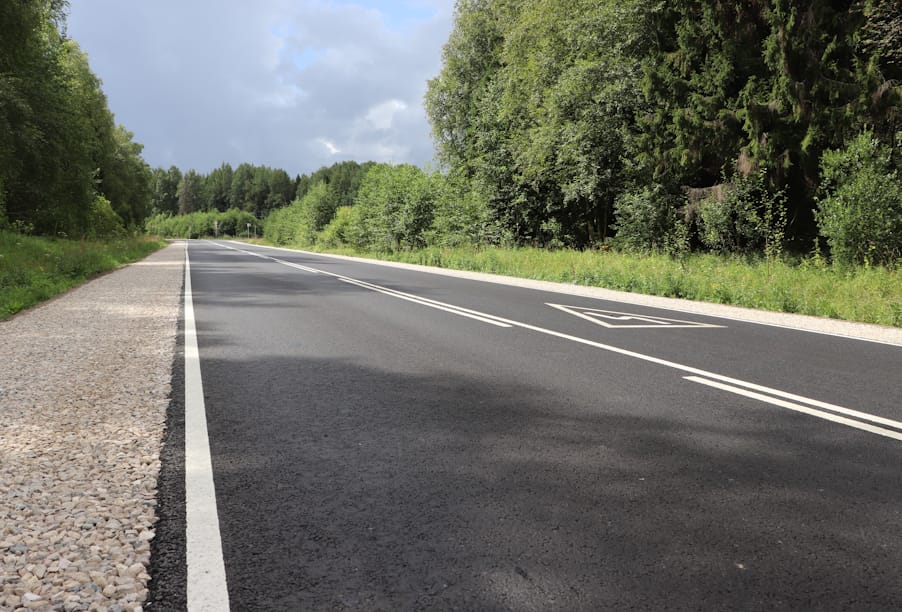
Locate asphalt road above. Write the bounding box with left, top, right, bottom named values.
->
left=149, top=240, right=902, bottom=611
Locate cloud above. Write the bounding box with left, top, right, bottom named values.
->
left=65, top=0, right=454, bottom=176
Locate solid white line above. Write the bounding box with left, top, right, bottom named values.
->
left=685, top=376, right=902, bottom=442
left=184, top=244, right=231, bottom=611
left=207, top=240, right=901, bottom=443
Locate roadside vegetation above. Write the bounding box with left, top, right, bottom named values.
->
left=0, top=231, right=164, bottom=319
left=10, top=2, right=893, bottom=326
left=243, top=1, right=901, bottom=327
left=243, top=156, right=901, bottom=327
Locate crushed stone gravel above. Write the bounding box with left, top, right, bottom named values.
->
left=1, top=243, right=184, bottom=612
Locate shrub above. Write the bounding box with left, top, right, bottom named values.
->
left=263, top=201, right=310, bottom=245
left=352, top=164, right=435, bottom=251
left=816, top=131, right=902, bottom=267
left=429, top=173, right=500, bottom=247
left=697, top=171, right=784, bottom=255
left=316, top=206, right=355, bottom=247
left=611, top=185, right=681, bottom=252
left=85, top=195, right=126, bottom=239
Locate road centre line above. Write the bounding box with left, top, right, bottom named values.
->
left=336, top=277, right=512, bottom=327
left=212, top=242, right=510, bottom=326
left=184, top=245, right=230, bottom=611
left=685, top=376, right=902, bottom=442
left=210, top=241, right=901, bottom=442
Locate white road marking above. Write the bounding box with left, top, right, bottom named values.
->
left=228, top=240, right=902, bottom=347
left=685, top=376, right=902, bottom=442
left=548, top=303, right=724, bottom=329
left=206, top=241, right=901, bottom=443
left=337, top=277, right=512, bottom=327
left=184, top=244, right=231, bottom=611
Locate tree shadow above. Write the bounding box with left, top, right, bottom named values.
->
left=197, top=352, right=902, bottom=611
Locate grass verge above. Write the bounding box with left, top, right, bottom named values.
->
left=273, top=242, right=902, bottom=328
left=0, top=231, right=166, bottom=319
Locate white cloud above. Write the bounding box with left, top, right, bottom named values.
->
left=318, top=138, right=342, bottom=155
left=365, top=99, right=408, bottom=131
left=65, top=0, right=454, bottom=176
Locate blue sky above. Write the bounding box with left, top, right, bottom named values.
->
left=65, top=0, right=455, bottom=177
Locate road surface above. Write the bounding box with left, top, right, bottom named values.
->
left=148, top=240, right=902, bottom=611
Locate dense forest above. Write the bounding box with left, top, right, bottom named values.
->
left=0, top=1, right=151, bottom=237
left=422, top=0, right=901, bottom=264
left=258, top=0, right=902, bottom=267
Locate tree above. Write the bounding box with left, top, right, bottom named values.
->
left=205, top=162, right=234, bottom=212
left=266, top=168, right=294, bottom=212
left=0, top=3, right=152, bottom=236
left=98, top=124, right=152, bottom=227
left=230, top=163, right=255, bottom=210
left=351, top=164, right=435, bottom=250
left=178, top=170, right=203, bottom=215
left=151, top=166, right=182, bottom=215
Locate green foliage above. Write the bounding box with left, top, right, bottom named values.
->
left=295, top=161, right=375, bottom=206
left=611, top=185, right=682, bottom=252
left=0, top=230, right=164, bottom=319
left=204, top=163, right=234, bottom=212
left=261, top=183, right=337, bottom=246
left=147, top=208, right=257, bottom=239
left=317, top=244, right=901, bottom=327
left=303, top=181, right=339, bottom=233
left=697, top=171, right=786, bottom=256
left=86, top=195, right=126, bottom=239
left=427, top=0, right=644, bottom=246
left=0, top=6, right=152, bottom=237
left=316, top=206, right=356, bottom=248
left=151, top=166, right=182, bottom=215
left=178, top=170, right=203, bottom=215
left=262, top=200, right=313, bottom=246
left=429, top=173, right=501, bottom=247
left=816, top=132, right=902, bottom=267
left=424, top=0, right=900, bottom=256
left=350, top=164, right=435, bottom=251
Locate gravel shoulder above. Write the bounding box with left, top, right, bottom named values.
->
left=0, top=242, right=184, bottom=612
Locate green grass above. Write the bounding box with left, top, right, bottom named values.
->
left=278, top=242, right=902, bottom=327
left=0, top=231, right=166, bottom=319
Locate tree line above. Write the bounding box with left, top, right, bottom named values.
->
left=420, top=0, right=901, bottom=265
left=1, top=1, right=151, bottom=238
left=147, top=161, right=376, bottom=238
left=18, top=0, right=896, bottom=268
left=257, top=0, right=901, bottom=267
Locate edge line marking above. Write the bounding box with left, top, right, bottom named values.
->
left=184, top=242, right=231, bottom=611
left=685, top=376, right=902, bottom=442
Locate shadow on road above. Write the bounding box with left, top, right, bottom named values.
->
left=195, top=352, right=902, bottom=611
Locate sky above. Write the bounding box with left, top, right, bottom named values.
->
left=65, top=0, right=455, bottom=178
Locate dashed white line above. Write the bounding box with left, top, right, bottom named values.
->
left=184, top=244, right=230, bottom=611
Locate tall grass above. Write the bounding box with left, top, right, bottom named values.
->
left=0, top=231, right=165, bottom=319
left=293, top=243, right=902, bottom=327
